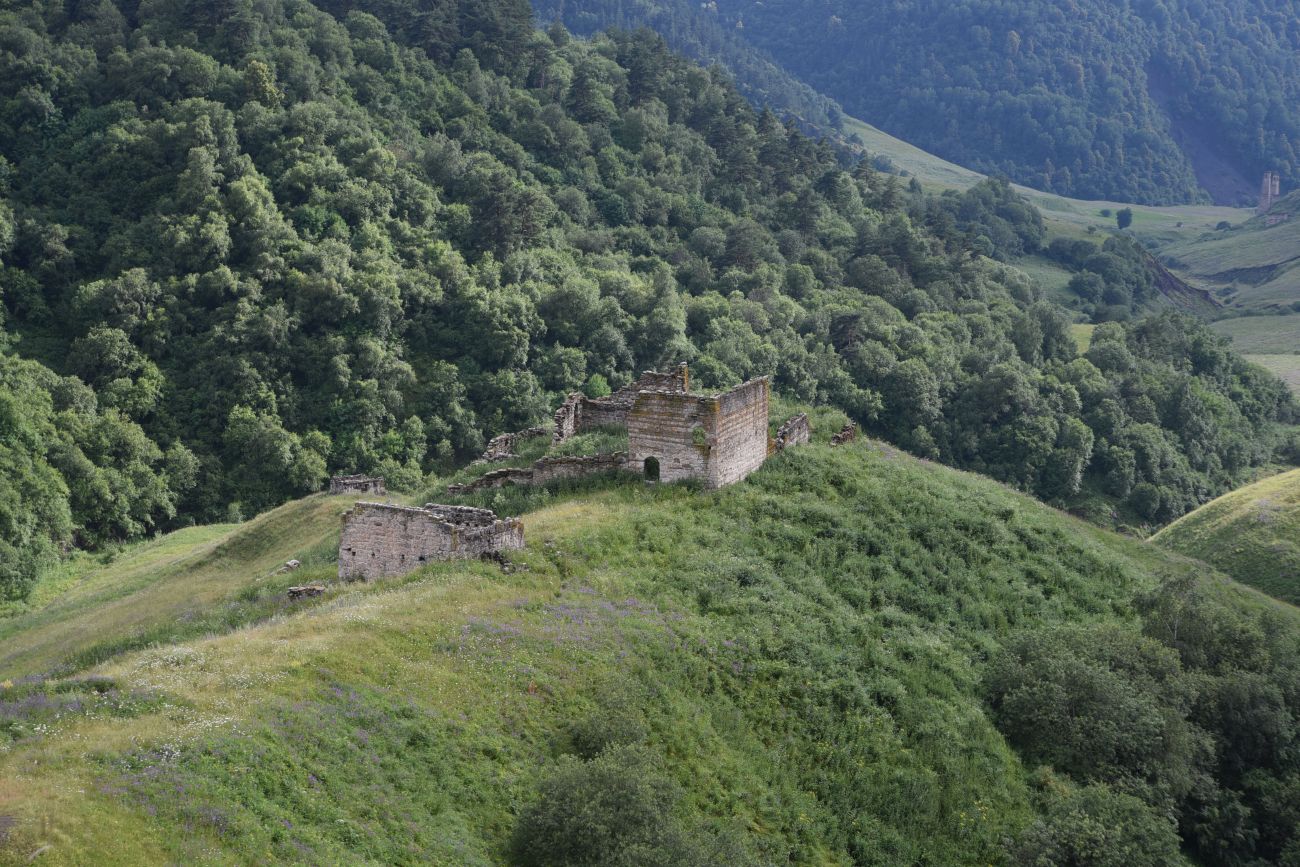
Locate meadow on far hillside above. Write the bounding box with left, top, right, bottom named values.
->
left=1154, top=467, right=1300, bottom=606
left=1210, top=314, right=1300, bottom=398
left=2, top=416, right=1299, bottom=865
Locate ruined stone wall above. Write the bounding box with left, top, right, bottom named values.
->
left=553, top=394, right=582, bottom=443
left=447, top=454, right=629, bottom=494
left=708, top=378, right=770, bottom=488
left=476, top=427, right=550, bottom=464
left=338, top=502, right=523, bottom=581
left=553, top=364, right=690, bottom=443
left=774, top=413, right=811, bottom=451
left=531, top=453, right=627, bottom=485
left=627, top=391, right=714, bottom=484
left=330, top=475, right=386, bottom=495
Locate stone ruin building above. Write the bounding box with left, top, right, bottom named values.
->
left=1259, top=171, right=1282, bottom=214
left=337, top=364, right=812, bottom=583
left=625, top=375, right=772, bottom=489
left=509, top=363, right=801, bottom=491
left=330, top=474, right=386, bottom=496
left=474, top=426, right=551, bottom=464
left=554, top=363, right=691, bottom=443
left=339, top=502, right=523, bottom=581
left=447, top=452, right=628, bottom=495
left=774, top=413, right=812, bottom=451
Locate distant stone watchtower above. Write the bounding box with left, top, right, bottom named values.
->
left=1259, top=171, right=1281, bottom=214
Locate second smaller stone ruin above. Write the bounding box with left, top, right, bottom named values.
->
left=330, top=475, right=387, bottom=496
left=339, top=502, right=524, bottom=581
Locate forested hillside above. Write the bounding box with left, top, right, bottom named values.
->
left=0, top=0, right=1294, bottom=601
left=530, top=0, right=844, bottom=135
left=592, top=0, right=1300, bottom=205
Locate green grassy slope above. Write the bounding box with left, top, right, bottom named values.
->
left=1153, top=468, right=1300, bottom=605
left=1210, top=315, right=1300, bottom=397
left=0, top=410, right=1294, bottom=864
left=1162, top=229, right=1300, bottom=313
left=842, top=116, right=1247, bottom=242
left=1211, top=314, right=1300, bottom=353
left=0, top=495, right=363, bottom=680
left=842, top=114, right=1251, bottom=314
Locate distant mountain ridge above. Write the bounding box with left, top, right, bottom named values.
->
left=549, top=0, right=1300, bottom=206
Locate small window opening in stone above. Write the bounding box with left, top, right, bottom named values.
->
left=644, top=456, right=661, bottom=482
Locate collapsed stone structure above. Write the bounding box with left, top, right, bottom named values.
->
left=774, top=413, right=811, bottom=451
left=337, top=365, right=816, bottom=582
left=338, top=502, right=523, bottom=581
left=830, top=422, right=858, bottom=446
left=554, top=363, right=690, bottom=443
left=626, top=376, right=772, bottom=489
left=330, top=475, right=386, bottom=496
left=450, top=364, right=810, bottom=494
left=475, top=427, right=551, bottom=464
left=1260, top=171, right=1281, bottom=213
left=462, top=363, right=800, bottom=493
left=448, top=453, right=629, bottom=495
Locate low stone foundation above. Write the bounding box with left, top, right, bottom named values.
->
left=830, top=423, right=858, bottom=446
left=339, top=502, right=524, bottom=581
left=448, top=453, right=629, bottom=495
left=774, top=413, right=811, bottom=451
left=330, top=475, right=386, bottom=495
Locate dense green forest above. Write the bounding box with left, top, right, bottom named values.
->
left=560, top=0, right=1300, bottom=204
left=531, top=0, right=844, bottom=136
left=0, top=0, right=1294, bottom=601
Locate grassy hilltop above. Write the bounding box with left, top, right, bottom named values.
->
left=1, top=408, right=1298, bottom=865
left=1153, top=468, right=1300, bottom=606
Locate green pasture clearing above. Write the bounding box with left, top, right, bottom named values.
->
left=1211, top=314, right=1300, bottom=353
left=1153, top=468, right=1300, bottom=605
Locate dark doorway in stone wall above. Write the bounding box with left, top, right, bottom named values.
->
left=644, top=456, right=660, bottom=482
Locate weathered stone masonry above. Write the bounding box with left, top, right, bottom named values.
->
left=554, top=363, right=690, bottom=443
left=330, top=475, right=386, bottom=495
left=447, top=453, right=629, bottom=495
left=626, top=377, right=771, bottom=490
left=774, top=413, right=811, bottom=452
left=475, top=427, right=551, bottom=464
left=338, top=502, right=523, bottom=581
